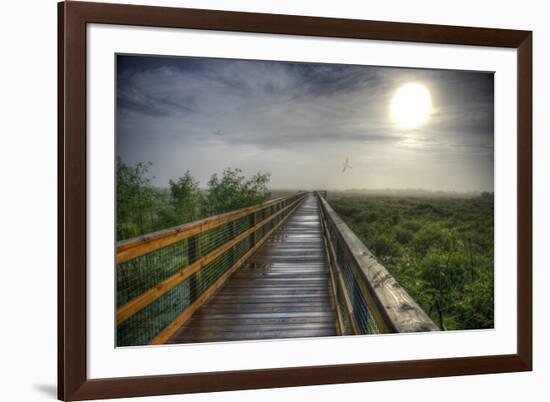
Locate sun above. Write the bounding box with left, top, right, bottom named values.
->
left=390, top=83, right=433, bottom=129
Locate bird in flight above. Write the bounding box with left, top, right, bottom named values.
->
left=342, top=157, right=352, bottom=173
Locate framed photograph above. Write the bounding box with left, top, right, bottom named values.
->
left=58, top=1, right=532, bottom=400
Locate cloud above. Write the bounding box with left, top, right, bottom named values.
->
left=117, top=55, right=494, bottom=192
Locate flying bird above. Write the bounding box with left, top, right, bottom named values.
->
left=342, top=157, right=352, bottom=173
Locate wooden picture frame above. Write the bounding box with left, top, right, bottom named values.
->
left=58, top=1, right=532, bottom=400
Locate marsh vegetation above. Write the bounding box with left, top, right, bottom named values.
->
left=328, top=191, right=494, bottom=331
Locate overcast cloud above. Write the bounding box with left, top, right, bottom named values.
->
left=117, top=55, right=494, bottom=192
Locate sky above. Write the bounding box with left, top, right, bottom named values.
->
left=116, top=55, right=494, bottom=192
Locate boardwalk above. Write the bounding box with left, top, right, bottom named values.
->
left=167, top=194, right=337, bottom=344
left=116, top=192, right=437, bottom=346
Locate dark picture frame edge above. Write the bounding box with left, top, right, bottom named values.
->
left=58, top=1, right=532, bottom=400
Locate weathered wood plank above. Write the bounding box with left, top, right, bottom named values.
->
left=181, top=323, right=336, bottom=333
left=210, top=296, right=331, bottom=304
left=171, top=328, right=337, bottom=343
left=217, top=288, right=330, bottom=296
left=183, top=316, right=335, bottom=327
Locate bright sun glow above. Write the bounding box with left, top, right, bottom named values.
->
left=390, top=83, right=433, bottom=129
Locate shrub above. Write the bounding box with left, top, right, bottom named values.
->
left=394, top=226, right=413, bottom=245
left=371, top=234, right=399, bottom=257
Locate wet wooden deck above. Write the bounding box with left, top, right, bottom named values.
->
left=167, top=194, right=337, bottom=344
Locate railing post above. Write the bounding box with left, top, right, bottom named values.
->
left=188, top=235, right=199, bottom=301
left=229, top=221, right=236, bottom=266
left=250, top=211, right=257, bottom=247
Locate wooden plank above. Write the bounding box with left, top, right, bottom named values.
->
left=117, top=193, right=305, bottom=263
left=205, top=296, right=331, bottom=303
left=235, top=270, right=329, bottom=276
left=209, top=296, right=331, bottom=303
left=176, top=327, right=336, bottom=338
left=182, top=311, right=333, bottom=320
left=171, top=328, right=337, bottom=343
left=216, top=288, right=330, bottom=295
left=180, top=323, right=336, bottom=334
left=117, top=195, right=304, bottom=324
left=222, top=283, right=329, bottom=289
left=227, top=277, right=329, bottom=283
left=221, top=287, right=329, bottom=293
left=203, top=301, right=333, bottom=309
left=149, top=194, right=305, bottom=345
left=183, top=316, right=335, bottom=328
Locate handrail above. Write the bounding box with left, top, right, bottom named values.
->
left=149, top=196, right=305, bottom=345
left=316, top=192, right=438, bottom=334
left=116, top=192, right=307, bottom=346
left=117, top=193, right=299, bottom=264
left=117, top=195, right=304, bottom=325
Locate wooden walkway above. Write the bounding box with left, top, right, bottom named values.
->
left=167, top=194, right=337, bottom=344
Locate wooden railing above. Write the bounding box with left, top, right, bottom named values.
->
left=317, top=192, right=439, bottom=335
left=116, top=192, right=307, bottom=346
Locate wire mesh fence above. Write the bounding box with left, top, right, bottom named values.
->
left=116, top=193, right=305, bottom=346
left=319, top=194, right=380, bottom=335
